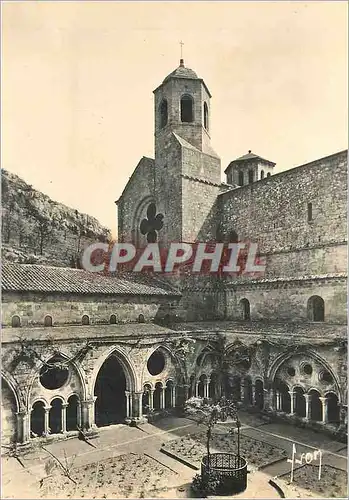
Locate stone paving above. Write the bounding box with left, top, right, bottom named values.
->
left=1, top=412, right=347, bottom=499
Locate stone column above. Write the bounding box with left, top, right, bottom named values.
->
left=195, top=382, right=199, bottom=397
left=16, top=410, right=30, bottom=444
left=81, top=397, right=97, bottom=430
left=149, top=390, right=154, bottom=410
left=304, top=394, right=311, bottom=421
left=171, top=386, right=176, bottom=408
left=61, top=403, right=68, bottom=433
left=160, top=387, right=165, bottom=410
left=276, top=391, right=282, bottom=411
left=125, top=391, right=131, bottom=418
left=204, top=379, right=210, bottom=399
left=289, top=391, right=295, bottom=415
left=44, top=406, right=51, bottom=436
left=77, top=401, right=82, bottom=427
left=319, top=397, right=328, bottom=424
left=131, top=392, right=143, bottom=419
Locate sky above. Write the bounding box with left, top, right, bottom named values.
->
left=2, top=1, right=348, bottom=235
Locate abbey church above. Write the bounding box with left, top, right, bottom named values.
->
left=1, top=59, right=347, bottom=448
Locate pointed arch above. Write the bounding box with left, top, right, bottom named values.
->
left=91, top=346, right=138, bottom=394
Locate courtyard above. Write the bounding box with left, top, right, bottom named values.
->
left=2, top=411, right=347, bottom=499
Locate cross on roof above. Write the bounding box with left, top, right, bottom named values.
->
left=180, top=40, right=184, bottom=59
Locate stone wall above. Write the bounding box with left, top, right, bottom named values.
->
left=225, top=278, right=346, bottom=324
left=1, top=292, right=178, bottom=328
left=219, top=151, right=347, bottom=257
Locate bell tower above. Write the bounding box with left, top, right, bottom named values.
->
left=153, top=57, right=218, bottom=161
left=152, top=56, right=221, bottom=245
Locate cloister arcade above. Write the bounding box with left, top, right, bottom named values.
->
left=1, top=344, right=346, bottom=445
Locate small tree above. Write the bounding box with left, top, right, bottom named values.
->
left=184, top=396, right=241, bottom=472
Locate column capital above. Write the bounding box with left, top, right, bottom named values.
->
left=319, top=397, right=328, bottom=403
left=304, top=393, right=311, bottom=401
left=44, top=406, right=51, bottom=412
left=61, top=403, right=69, bottom=409
left=15, top=410, right=29, bottom=417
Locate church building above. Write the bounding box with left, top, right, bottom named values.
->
left=1, top=58, right=347, bottom=448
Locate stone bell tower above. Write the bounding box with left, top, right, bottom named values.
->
left=153, top=57, right=221, bottom=245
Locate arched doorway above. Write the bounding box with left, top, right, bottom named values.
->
left=31, top=401, right=45, bottom=437
left=94, top=356, right=127, bottom=427
left=255, top=380, right=264, bottom=409
left=198, top=375, right=206, bottom=398
left=1, top=378, right=18, bottom=444
left=280, top=382, right=291, bottom=413
left=294, top=387, right=306, bottom=417
left=165, top=381, right=173, bottom=409
left=49, top=398, right=63, bottom=434
left=327, top=393, right=340, bottom=424
left=309, top=390, right=322, bottom=422
left=142, top=384, right=152, bottom=414
left=67, top=395, right=79, bottom=431
left=153, top=382, right=163, bottom=410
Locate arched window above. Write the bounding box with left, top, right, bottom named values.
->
left=160, top=99, right=168, bottom=129
left=248, top=170, right=254, bottom=184
left=240, top=299, right=250, bottom=321
left=138, top=313, right=145, bottom=323
left=261, top=170, right=265, bottom=179
left=307, top=202, right=313, bottom=222
left=266, top=172, right=271, bottom=178
left=82, top=315, right=90, bottom=325
left=109, top=314, right=117, bottom=324
left=238, top=171, right=244, bottom=186
left=307, top=296, right=324, bottom=322
left=181, top=95, right=194, bottom=123
left=203, top=102, right=209, bottom=130
left=11, top=315, right=21, bottom=328
left=44, top=315, right=52, bottom=327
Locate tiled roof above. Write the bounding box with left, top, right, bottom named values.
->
left=1, top=262, right=181, bottom=297
left=163, top=65, right=198, bottom=83
left=224, top=151, right=276, bottom=173
left=171, top=321, right=347, bottom=339
left=2, top=321, right=345, bottom=344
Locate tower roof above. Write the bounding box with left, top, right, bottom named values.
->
left=224, top=150, right=276, bottom=173
left=154, top=60, right=212, bottom=97
left=163, top=61, right=199, bottom=83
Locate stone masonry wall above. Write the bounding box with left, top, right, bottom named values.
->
left=225, top=278, right=347, bottom=324
left=219, top=151, right=347, bottom=259
left=1, top=292, right=177, bottom=328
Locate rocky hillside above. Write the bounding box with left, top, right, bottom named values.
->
left=1, top=169, right=112, bottom=268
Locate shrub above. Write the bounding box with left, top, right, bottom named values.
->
left=191, top=472, right=222, bottom=497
